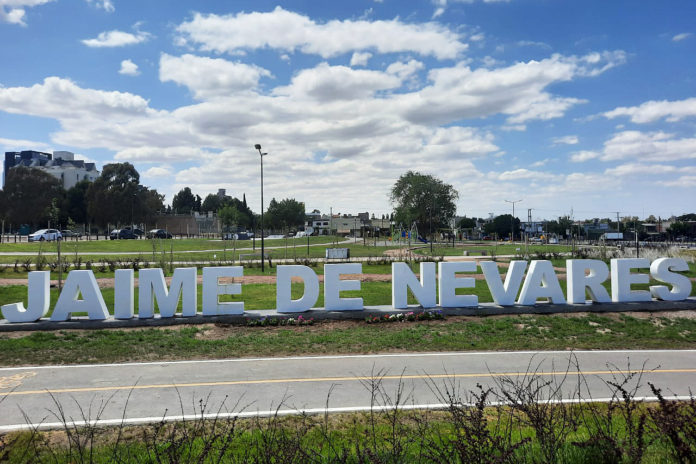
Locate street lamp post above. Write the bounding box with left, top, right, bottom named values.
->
left=505, top=199, right=522, bottom=242
left=254, top=144, right=267, bottom=272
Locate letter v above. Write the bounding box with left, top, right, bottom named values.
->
left=480, top=261, right=527, bottom=306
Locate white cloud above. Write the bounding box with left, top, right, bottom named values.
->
left=143, top=165, right=173, bottom=178
left=82, top=27, right=152, bottom=47
left=672, top=32, right=693, bottom=42
left=115, top=146, right=215, bottom=162
left=0, top=0, right=52, bottom=25
left=569, top=150, right=600, bottom=162
left=118, top=59, right=139, bottom=76
left=601, top=130, right=696, bottom=162
left=398, top=52, right=621, bottom=126
left=530, top=158, right=550, bottom=167
left=159, top=54, right=271, bottom=99
left=385, top=59, right=424, bottom=79
left=349, top=52, right=372, bottom=67
left=273, top=63, right=402, bottom=100
left=604, top=97, right=696, bottom=123
left=176, top=7, right=467, bottom=60
left=497, top=168, right=554, bottom=181
left=660, top=175, right=696, bottom=187
left=85, top=0, right=114, bottom=12
left=0, top=136, right=52, bottom=151
left=552, top=135, right=579, bottom=145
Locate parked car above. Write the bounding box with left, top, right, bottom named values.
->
left=61, top=229, right=82, bottom=238
left=223, top=232, right=251, bottom=240
left=28, top=229, right=62, bottom=242
left=110, top=229, right=137, bottom=240
left=124, top=227, right=144, bottom=237
left=146, top=229, right=172, bottom=239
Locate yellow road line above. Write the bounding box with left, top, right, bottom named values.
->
left=2, top=368, right=695, bottom=397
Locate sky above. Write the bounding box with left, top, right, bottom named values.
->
left=0, top=0, right=695, bottom=222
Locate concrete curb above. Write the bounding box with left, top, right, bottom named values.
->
left=1, top=298, right=695, bottom=332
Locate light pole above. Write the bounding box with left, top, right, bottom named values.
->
left=505, top=199, right=522, bottom=242
left=254, top=144, right=267, bottom=272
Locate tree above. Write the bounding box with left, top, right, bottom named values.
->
left=458, top=217, right=477, bottom=229
left=221, top=196, right=253, bottom=228
left=266, top=198, right=305, bottom=232
left=86, top=163, right=163, bottom=227
left=64, top=180, right=90, bottom=225
left=201, top=194, right=222, bottom=213
left=172, top=187, right=198, bottom=214
left=390, top=171, right=458, bottom=238
left=218, top=205, right=241, bottom=232
left=668, top=221, right=689, bottom=238
left=484, top=214, right=520, bottom=238
left=0, top=166, right=64, bottom=228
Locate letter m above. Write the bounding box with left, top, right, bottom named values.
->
left=139, top=268, right=197, bottom=318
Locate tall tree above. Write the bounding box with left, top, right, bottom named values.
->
left=266, top=198, right=305, bottom=232
left=484, top=214, right=520, bottom=238
left=86, top=163, right=162, bottom=227
left=390, top=171, right=458, bottom=238
left=64, top=180, right=90, bottom=225
left=218, top=205, right=241, bottom=232
left=172, top=187, right=198, bottom=214
left=0, top=166, right=64, bottom=228
left=201, top=193, right=222, bottom=213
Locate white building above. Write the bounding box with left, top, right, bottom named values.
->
left=33, top=151, right=99, bottom=189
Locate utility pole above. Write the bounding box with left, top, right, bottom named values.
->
left=505, top=199, right=522, bottom=242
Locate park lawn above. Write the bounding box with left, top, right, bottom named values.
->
left=413, top=243, right=573, bottom=257
left=1, top=311, right=695, bottom=366
left=0, top=235, right=348, bottom=254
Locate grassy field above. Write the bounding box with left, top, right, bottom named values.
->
left=2, top=398, right=694, bottom=463
left=1, top=311, right=695, bottom=366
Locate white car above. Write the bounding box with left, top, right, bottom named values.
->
left=28, top=229, right=62, bottom=242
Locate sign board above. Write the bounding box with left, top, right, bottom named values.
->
left=0, top=258, right=692, bottom=325
left=326, top=248, right=350, bottom=259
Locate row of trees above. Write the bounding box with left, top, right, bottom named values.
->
left=0, top=163, right=163, bottom=230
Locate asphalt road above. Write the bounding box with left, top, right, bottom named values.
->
left=1, top=350, right=695, bottom=431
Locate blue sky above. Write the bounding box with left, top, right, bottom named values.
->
left=1, top=0, right=695, bottom=222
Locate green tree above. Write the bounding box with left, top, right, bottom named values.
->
left=172, top=187, right=198, bottom=214
left=484, top=214, right=520, bottom=239
left=218, top=205, right=241, bottom=232
left=390, top=171, right=458, bottom=238
left=266, top=198, right=305, bottom=232
left=86, top=163, right=162, bottom=227
left=668, top=221, right=689, bottom=238
left=64, top=180, right=90, bottom=225
left=221, top=196, right=253, bottom=228
left=201, top=194, right=222, bottom=213
left=457, top=217, right=477, bottom=229
left=0, top=166, right=64, bottom=228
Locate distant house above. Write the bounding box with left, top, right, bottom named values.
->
left=3, top=150, right=99, bottom=189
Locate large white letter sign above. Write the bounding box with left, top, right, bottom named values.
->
left=139, top=268, right=197, bottom=318
left=51, top=270, right=109, bottom=321
left=611, top=258, right=651, bottom=303
left=566, top=260, right=611, bottom=304
left=650, top=258, right=692, bottom=301
left=1, top=271, right=50, bottom=323
left=276, top=265, right=320, bottom=313
left=391, top=262, right=436, bottom=309
left=480, top=261, right=527, bottom=306
left=202, top=267, right=244, bottom=315
left=518, top=260, right=566, bottom=305
left=438, top=262, right=478, bottom=307
left=324, top=263, right=363, bottom=311
left=114, top=269, right=134, bottom=319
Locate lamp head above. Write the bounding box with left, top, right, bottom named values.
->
left=254, top=144, right=261, bottom=150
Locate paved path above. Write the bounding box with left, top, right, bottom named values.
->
left=0, top=350, right=694, bottom=431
